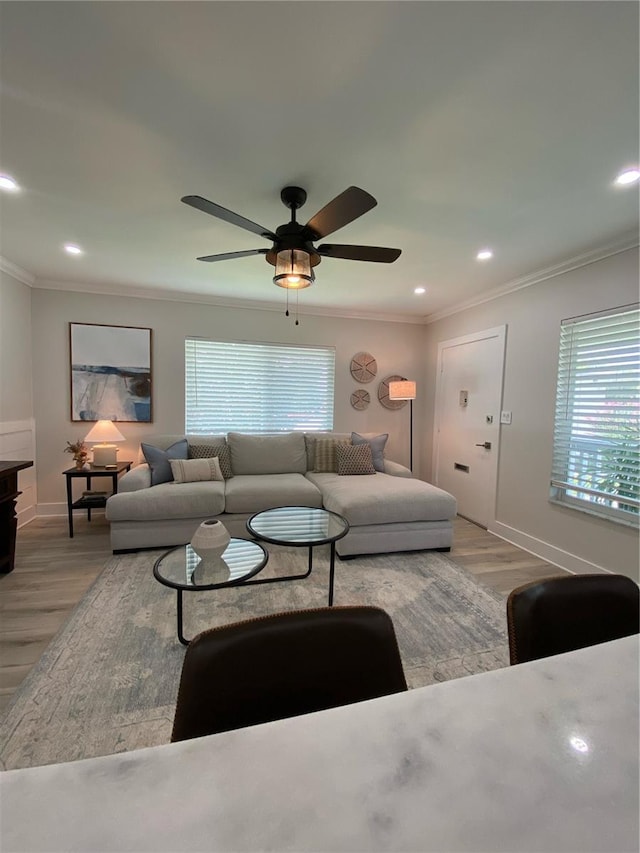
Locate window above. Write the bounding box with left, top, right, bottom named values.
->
left=550, top=304, right=639, bottom=526
left=185, top=338, right=335, bottom=434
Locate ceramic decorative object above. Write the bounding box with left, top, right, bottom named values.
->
left=190, top=519, right=230, bottom=562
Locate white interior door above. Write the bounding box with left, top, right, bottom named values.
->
left=433, top=326, right=506, bottom=528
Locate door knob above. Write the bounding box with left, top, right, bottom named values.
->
left=475, top=441, right=492, bottom=450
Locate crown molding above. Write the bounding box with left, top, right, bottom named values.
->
left=9, top=230, right=638, bottom=327
left=423, top=232, right=639, bottom=324
left=32, top=278, right=425, bottom=325
left=0, top=256, right=35, bottom=286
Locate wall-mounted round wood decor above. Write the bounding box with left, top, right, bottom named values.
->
left=350, top=352, right=377, bottom=384
left=350, top=389, right=370, bottom=410
left=378, top=374, right=409, bottom=410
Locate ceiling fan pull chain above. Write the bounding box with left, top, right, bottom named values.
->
left=285, top=287, right=289, bottom=317
left=295, top=290, right=300, bottom=326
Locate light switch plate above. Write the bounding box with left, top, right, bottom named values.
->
left=500, top=410, right=512, bottom=424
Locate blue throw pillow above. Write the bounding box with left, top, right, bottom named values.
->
left=141, top=439, right=188, bottom=486
left=351, top=432, right=388, bottom=472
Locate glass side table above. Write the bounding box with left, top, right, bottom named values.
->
left=153, top=538, right=268, bottom=645
left=247, top=506, right=350, bottom=607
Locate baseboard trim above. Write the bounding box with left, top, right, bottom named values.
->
left=488, top=520, right=612, bottom=575
left=37, top=502, right=69, bottom=517
left=17, top=506, right=37, bottom=527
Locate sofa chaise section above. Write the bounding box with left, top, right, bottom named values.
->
left=306, top=471, right=457, bottom=557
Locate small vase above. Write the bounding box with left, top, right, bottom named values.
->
left=190, top=519, right=231, bottom=562
left=75, top=459, right=87, bottom=469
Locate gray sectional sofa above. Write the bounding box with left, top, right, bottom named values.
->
left=106, top=431, right=457, bottom=557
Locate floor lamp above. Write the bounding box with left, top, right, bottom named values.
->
left=389, top=380, right=417, bottom=471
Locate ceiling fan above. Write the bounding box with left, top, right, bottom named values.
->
left=181, top=185, right=401, bottom=290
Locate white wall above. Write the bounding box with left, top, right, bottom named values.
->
left=423, top=247, right=639, bottom=580
left=30, top=288, right=425, bottom=509
left=0, top=268, right=37, bottom=523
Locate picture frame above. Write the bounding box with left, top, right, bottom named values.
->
left=69, top=322, right=153, bottom=422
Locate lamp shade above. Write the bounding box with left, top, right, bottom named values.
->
left=273, top=249, right=314, bottom=289
left=84, top=420, right=125, bottom=443
left=388, top=380, right=417, bottom=400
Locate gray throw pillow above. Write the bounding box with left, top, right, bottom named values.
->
left=141, top=439, right=188, bottom=486
left=351, top=432, right=388, bottom=472
left=336, top=442, right=376, bottom=475
left=189, top=442, right=233, bottom=479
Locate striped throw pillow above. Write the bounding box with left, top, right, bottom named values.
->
left=170, top=457, right=224, bottom=483
left=313, top=438, right=350, bottom=473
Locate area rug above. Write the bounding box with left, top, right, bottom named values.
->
left=0, top=545, right=509, bottom=770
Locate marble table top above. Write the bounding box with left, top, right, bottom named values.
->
left=1, top=636, right=638, bottom=852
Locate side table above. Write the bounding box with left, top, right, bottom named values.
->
left=64, top=461, right=133, bottom=538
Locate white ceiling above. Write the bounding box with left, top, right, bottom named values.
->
left=0, top=1, right=638, bottom=322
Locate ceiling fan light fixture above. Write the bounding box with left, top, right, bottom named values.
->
left=273, top=248, right=314, bottom=289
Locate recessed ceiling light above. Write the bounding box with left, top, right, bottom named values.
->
left=0, top=174, right=20, bottom=192
left=476, top=249, right=493, bottom=261
left=614, top=168, right=640, bottom=186
left=414, top=287, right=426, bottom=294
left=64, top=244, right=83, bottom=255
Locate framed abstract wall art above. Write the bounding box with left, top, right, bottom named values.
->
left=69, top=323, right=153, bottom=422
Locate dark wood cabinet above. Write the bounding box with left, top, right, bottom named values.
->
left=0, top=460, right=34, bottom=574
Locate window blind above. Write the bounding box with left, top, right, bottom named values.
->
left=185, top=338, right=335, bottom=434
left=550, top=304, right=639, bottom=525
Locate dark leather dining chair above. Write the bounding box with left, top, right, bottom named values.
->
left=506, top=573, right=640, bottom=665
left=171, top=605, right=408, bottom=742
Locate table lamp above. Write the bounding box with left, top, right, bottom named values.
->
left=84, top=420, right=125, bottom=467
left=389, top=380, right=417, bottom=471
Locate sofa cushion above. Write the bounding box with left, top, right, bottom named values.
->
left=351, top=432, right=388, bottom=472
left=306, top=472, right=457, bottom=525
left=170, top=457, right=224, bottom=483
left=189, top=442, right=233, bottom=479
left=141, top=439, right=188, bottom=486
left=224, top=474, right=323, bottom=514
left=313, top=438, right=351, bottom=473
left=336, top=443, right=376, bottom=475
left=106, top=480, right=226, bottom=522
left=227, top=432, right=307, bottom=475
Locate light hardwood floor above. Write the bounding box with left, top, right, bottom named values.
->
left=0, top=513, right=560, bottom=712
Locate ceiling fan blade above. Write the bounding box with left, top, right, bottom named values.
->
left=317, top=244, right=402, bottom=263
left=182, top=196, right=277, bottom=241
left=305, top=187, right=377, bottom=240
left=197, top=249, right=268, bottom=263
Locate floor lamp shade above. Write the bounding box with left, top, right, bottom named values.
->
left=84, top=420, right=125, bottom=466
left=389, top=380, right=417, bottom=471
left=388, top=381, right=416, bottom=401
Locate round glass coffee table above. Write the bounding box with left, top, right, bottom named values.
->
left=246, top=506, right=349, bottom=607
left=153, top=538, right=268, bottom=645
